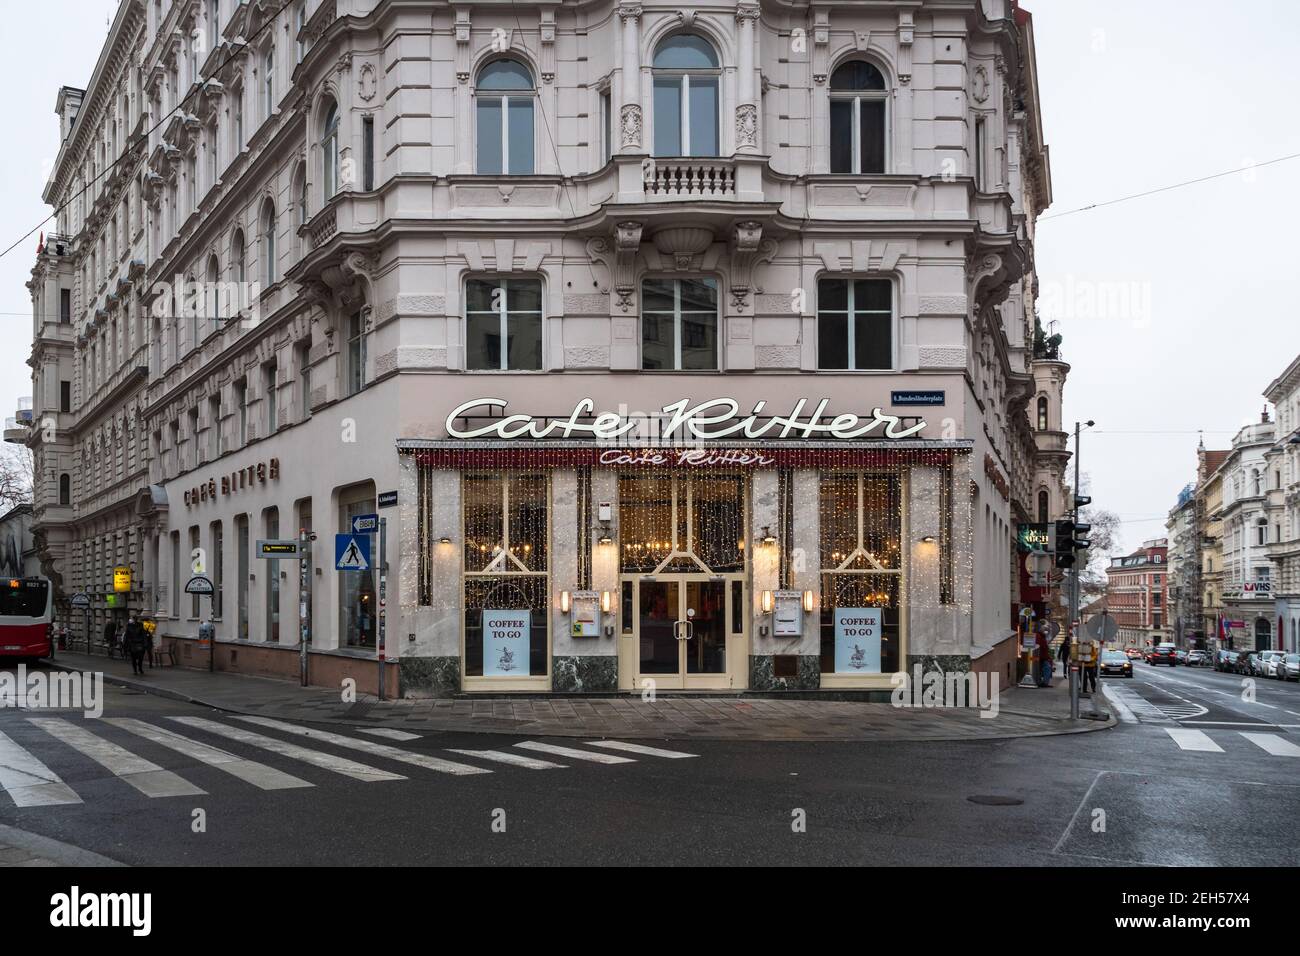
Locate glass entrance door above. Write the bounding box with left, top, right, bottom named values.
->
left=633, top=577, right=733, bottom=688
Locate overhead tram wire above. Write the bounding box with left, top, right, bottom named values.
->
left=1039, top=152, right=1300, bottom=223
left=0, top=0, right=297, bottom=264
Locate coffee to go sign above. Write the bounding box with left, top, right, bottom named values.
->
left=184, top=458, right=281, bottom=507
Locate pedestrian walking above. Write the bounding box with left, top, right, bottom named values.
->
left=1035, top=628, right=1053, bottom=688
left=1058, top=633, right=1072, bottom=679
left=103, top=618, right=119, bottom=658
left=123, top=614, right=150, bottom=676
left=1080, top=636, right=1099, bottom=696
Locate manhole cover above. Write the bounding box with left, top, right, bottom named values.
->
left=966, top=795, right=1024, bottom=806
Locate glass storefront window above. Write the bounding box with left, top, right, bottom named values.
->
left=819, top=472, right=904, bottom=675
left=463, top=473, right=549, bottom=678
left=619, top=473, right=745, bottom=574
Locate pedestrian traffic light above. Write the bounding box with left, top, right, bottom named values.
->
left=1074, top=495, right=1092, bottom=509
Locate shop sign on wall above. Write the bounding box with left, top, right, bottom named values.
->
left=483, top=609, right=530, bottom=676
left=834, top=608, right=882, bottom=673
left=184, top=458, right=281, bottom=507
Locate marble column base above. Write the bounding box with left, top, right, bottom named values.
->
left=749, top=654, right=821, bottom=691
left=399, top=656, right=461, bottom=698
left=552, top=655, right=619, bottom=693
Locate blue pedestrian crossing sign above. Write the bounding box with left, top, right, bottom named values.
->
left=335, top=533, right=371, bottom=572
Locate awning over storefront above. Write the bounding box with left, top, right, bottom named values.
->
left=396, top=440, right=973, bottom=470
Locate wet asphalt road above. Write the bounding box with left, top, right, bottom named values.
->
left=0, top=661, right=1296, bottom=866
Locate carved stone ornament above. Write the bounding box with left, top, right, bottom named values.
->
left=735, top=104, right=758, bottom=149
left=358, top=62, right=377, bottom=101
left=612, top=221, right=644, bottom=312
left=972, top=65, right=990, bottom=104
left=620, top=104, right=642, bottom=149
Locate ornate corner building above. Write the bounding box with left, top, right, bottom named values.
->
left=22, top=0, right=1055, bottom=697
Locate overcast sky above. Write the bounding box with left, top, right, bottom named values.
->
left=2, top=0, right=1298, bottom=560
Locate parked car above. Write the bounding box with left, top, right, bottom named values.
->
left=1235, top=651, right=1259, bottom=676
left=1214, top=649, right=1239, bottom=672
left=1277, top=653, right=1300, bottom=681
left=1174, top=650, right=1188, bottom=665
left=1186, top=649, right=1209, bottom=667
left=1149, top=643, right=1179, bottom=666
left=1124, top=647, right=1143, bottom=660
left=1100, top=650, right=1133, bottom=678
left=1255, top=649, right=1286, bottom=678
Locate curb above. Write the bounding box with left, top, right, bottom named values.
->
left=0, top=823, right=126, bottom=868
left=51, top=660, right=1116, bottom=743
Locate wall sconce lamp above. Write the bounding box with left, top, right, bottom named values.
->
left=439, top=535, right=452, bottom=546
left=761, top=589, right=774, bottom=614
left=600, top=590, right=612, bottom=614
left=761, top=525, right=777, bottom=547
left=802, top=590, right=815, bottom=613
left=560, top=590, right=571, bottom=614
left=919, top=535, right=937, bottom=544
left=598, top=521, right=614, bottom=546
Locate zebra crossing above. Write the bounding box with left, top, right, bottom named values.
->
left=1163, top=727, right=1300, bottom=757
left=0, top=714, right=698, bottom=809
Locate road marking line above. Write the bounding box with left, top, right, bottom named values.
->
left=1240, top=733, right=1300, bottom=757
left=586, top=740, right=699, bottom=759
left=27, top=718, right=205, bottom=798
left=1164, top=728, right=1224, bottom=753
left=234, top=716, right=491, bottom=776
left=0, top=730, right=82, bottom=807
left=515, top=741, right=635, bottom=764
left=169, top=717, right=406, bottom=782
left=105, top=718, right=313, bottom=790
left=446, top=749, right=566, bottom=769
left=353, top=728, right=422, bottom=741
left=1181, top=720, right=1276, bottom=727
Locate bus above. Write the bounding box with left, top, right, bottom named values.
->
left=0, top=577, right=54, bottom=661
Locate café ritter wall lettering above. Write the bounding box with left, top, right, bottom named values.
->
left=446, top=398, right=928, bottom=442
left=184, top=458, right=281, bottom=507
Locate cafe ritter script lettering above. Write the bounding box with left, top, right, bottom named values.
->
left=446, top=398, right=928, bottom=443
left=184, top=458, right=281, bottom=507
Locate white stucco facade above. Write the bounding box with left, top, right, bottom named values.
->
left=24, top=0, right=1052, bottom=696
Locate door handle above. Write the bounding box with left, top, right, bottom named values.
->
left=674, top=621, right=694, bottom=641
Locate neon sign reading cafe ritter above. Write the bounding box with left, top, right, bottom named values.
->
left=445, top=398, right=929, bottom=442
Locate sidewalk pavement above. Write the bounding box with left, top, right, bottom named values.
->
left=46, top=652, right=1113, bottom=743
left=0, top=824, right=124, bottom=868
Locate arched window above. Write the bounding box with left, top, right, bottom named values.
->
left=829, top=60, right=887, bottom=174
left=261, top=200, right=277, bottom=286
left=321, top=102, right=340, bottom=199
left=59, top=473, right=71, bottom=506
left=205, top=254, right=221, bottom=333
left=1038, top=489, right=1049, bottom=524
left=1037, top=396, right=1049, bottom=431
left=231, top=229, right=246, bottom=287
left=652, top=35, right=719, bottom=157
left=475, top=59, right=535, bottom=174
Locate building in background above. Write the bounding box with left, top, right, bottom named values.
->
left=1166, top=482, right=1200, bottom=649
left=1104, top=538, right=1169, bottom=647
left=1198, top=447, right=1227, bottom=649
left=20, top=0, right=1056, bottom=697
left=1265, top=355, right=1300, bottom=653
left=1218, top=413, right=1276, bottom=652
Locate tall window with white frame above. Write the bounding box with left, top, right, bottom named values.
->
left=641, top=277, right=718, bottom=370
left=475, top=59, right=535, bottom=175
left=297, top=340, right=312, bottom=419
left=264, top=506, right=280, bottom=642
left=235, top=376, right=248, bottom=445
left=816, top=277, right=893, bottom=371
left=321, top=102, right=340, bottom=199
left=263, top=47, right=275, bottom=120
left=346, top=311, right=366, bottom=396
left=465, top=278, right=543, bottom=371
left=652, top=35, right=720, bottom=157
left=829, top=60, right=888, bottom=174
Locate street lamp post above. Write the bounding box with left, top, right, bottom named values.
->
left=1070, top=419, right=1095, bottom=719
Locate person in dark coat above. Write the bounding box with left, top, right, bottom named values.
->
left=122, top=614, right=150, bottom=675
left=103, top=618, right=119, bottom=657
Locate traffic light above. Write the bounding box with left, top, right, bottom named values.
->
left=1074, top=495, right=1092, bottom=509
left=1054, top=519, right=1093, bottom=568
